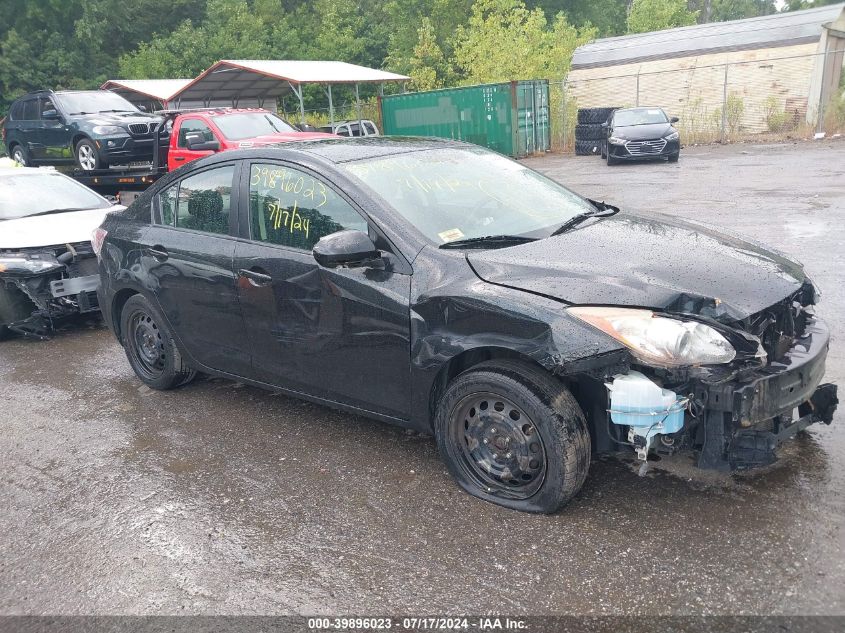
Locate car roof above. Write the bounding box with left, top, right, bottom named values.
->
left=249, top=136, right=467, bottom=164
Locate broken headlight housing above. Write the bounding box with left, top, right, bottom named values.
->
left=0, top=253, right=63, bottom=276
left=569, top=306, right=736, bottom=368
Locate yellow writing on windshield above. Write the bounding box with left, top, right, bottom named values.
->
left=268, top=199, right=310, bottom=238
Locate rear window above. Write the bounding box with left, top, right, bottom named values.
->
left=0, top=172, right=110, bottom=220
left=21, top=100, right=38, bottom=121
left=9, top=100, right=24, bottom=121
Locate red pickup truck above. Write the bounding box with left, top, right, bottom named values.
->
left=167, top=108, right=334, bottom=171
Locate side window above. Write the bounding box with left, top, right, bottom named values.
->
left=249, top=163, right=367, bottom=251
left=177, top=119, right=215, bottom=148
left=39, top=98, right=56, bottom=119
left=175, top=165, right=234, bottom=234
left=9, top=100, right=24, bottom=120
left=159, top=181, right=178, bottom=226
left=364, top=122, right=377, bottom=136
left=21, top=99, right=38, bottom=121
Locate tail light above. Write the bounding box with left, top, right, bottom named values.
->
left=91, top=227, right=108, bottom=258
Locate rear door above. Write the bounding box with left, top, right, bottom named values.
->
left=140, top=162, right=252, bottom=374
left=19, top=99, right=42, bottom=158
left=233, top=161, right=412, bottom=418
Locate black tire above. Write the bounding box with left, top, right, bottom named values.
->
left=668, top=152, right=679, bottom=163
left=606, top=151, right=617, bottom=166
left=75, top=138, right=105, bottom=171
left=434, top=359, right=591, bottom=514
left=574, top=123, right=604, bottom=141
left=0, top=283, right=35, bottom=341
left=574, top=140, right=601, bottom=156
left=120, top=294, right=196, bottom=390
left=9, top=144, right=29, bottom=166
left=600, top=141, right=607, bottom=159
left=577, top=107, right=618, bottom=125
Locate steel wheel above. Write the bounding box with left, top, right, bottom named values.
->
left=77, top=142, right=97, bottom=171
left=448, top=391, right=547, bottom=500
left=11, top=146, right=27, bottom=166
left=127, top=310, right=166, bottom=381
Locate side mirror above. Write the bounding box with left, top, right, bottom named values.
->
left=670, top=116, right=679, bottom=123
left=42, top=109, right=60, bottom=120
left=185, top=132, right=220, bottom=151
left=313, top=230, right=381, bottom=268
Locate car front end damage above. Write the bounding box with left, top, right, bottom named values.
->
left=0, top=242, right=100, bottom=337
left=573, top=282, right=838, bottom=472
left=606, top=135, right=680, bottom=161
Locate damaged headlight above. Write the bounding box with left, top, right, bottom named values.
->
left=0, top=254, right=63, bottom=276
left=569, top=307, right=736, bottom=367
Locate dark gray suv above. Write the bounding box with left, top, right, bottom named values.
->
left=2, top=90, right=165, bottom=171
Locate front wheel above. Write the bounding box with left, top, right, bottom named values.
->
left=668, top=152, right=679, bottom=163
left=120, top=294, right=196, bottom=390
left=434, top=360, right=591, bottom=513
left=606, top=151, right=617, bottom=166
left=75, top=139, right=105, bottom=171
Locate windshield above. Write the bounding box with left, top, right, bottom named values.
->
left=343, top=147, right=595, bottom=245
left=55, top=91, right=139, bottom=115
left=613, top=108, right=668, bottom=127
left=0, top=172, right=110, bottom=220
left=212, top=112, right=297, bottom=140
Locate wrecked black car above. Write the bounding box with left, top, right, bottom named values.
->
left=95, top=137, right=837, bottom=513
left=0, top=167, right=121, bottom=339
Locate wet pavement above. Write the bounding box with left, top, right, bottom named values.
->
left=2, top=140, right=844, bottom=615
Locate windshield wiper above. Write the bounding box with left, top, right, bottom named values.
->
left=67, top=111, right=93, bottom=115
left=550, top=199, right=620, bottom=237
left=99, top=109, right=136, bottom=113
left=439, top=235, right=538, bottom=250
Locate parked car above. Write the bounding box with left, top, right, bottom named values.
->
left=0, top=167, right=122, bottom=338
left=2, top=90, right=165, bottom=171
left=318, top=120, right=379, bottom=137
left=166, top=108, right=334, bottom=171
left=601, top=107, right=680, bottom=165
left=95, top=137, right=836, bottom=513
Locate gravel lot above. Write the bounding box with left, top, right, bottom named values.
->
left=1, top=140, right=844, bottom=616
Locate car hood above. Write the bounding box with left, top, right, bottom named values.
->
left=231, top=132, right=337, bottom=147
left=467, top=213, right=807, bottom=322
left=78, top=112, right=161, bottom=125
left=613, top=123, right=673, bottom=140
left=0, top=205, right=123, bottom=250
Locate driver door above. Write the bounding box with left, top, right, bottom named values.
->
left=233, top=161, right=412, bottom=419
left=169, top=118, right=220, bottom=169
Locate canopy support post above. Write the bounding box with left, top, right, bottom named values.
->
left=325, top=84, right=334, bottom=130
left=355, top=83, right=362, bottom=133
left=289, top=81, right=305, bottom=124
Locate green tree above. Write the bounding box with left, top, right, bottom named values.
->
left=527, top=0, right=628, bottom=36
left=454, top=0, right=595, bottom=84
left=408, top=18, right=456, bottom=90
left=627, top=0, right=699, bottom=33
left=708, top=0, right=777, bottom=22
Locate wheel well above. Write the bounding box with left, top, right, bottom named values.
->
left=428, top=348, right=555, bottom=427
left=427, top=346, right=611, bottom=451
left=111, top=289, right=139, bottom=341
left=71, top=134, right=90, bottom=151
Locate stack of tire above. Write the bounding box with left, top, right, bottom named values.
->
left=574, top=107, right=617, bottom=156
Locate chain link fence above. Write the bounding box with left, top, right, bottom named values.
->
left=552, top=48, right=845, bottom=152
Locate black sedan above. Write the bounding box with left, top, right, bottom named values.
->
left=601, top=107, right=681, bottom=165
left=95, top=137, right=836, bottom=513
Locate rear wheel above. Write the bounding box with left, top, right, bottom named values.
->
left=434, top=360, right=591, bottom=513
left=10, top=144, right=28, bottom=166
left=120, top=294, right=196, bottom=390
left=0, top=284, right=35, bottom=341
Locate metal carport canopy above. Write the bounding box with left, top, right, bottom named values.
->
left=171, top=59, right=410, bottom=125
left=100, top=79, right=194, bottom=107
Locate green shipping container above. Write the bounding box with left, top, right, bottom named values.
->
left=379, top=80, right=550, bottom=159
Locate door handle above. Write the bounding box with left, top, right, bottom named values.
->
left=148, top=246, right=169, bottom=261
left=238, top=268, right=273, bottom=287
left=174, top=156, right=185, bottom=162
